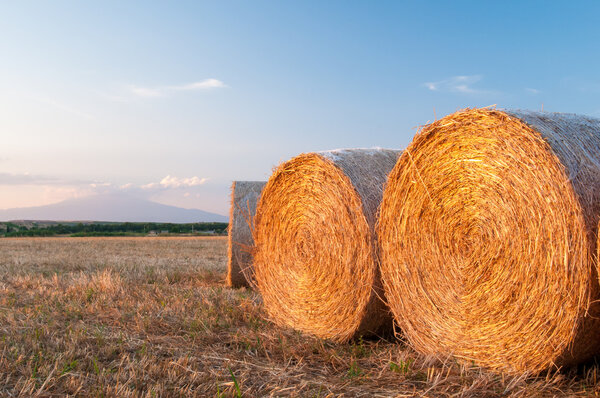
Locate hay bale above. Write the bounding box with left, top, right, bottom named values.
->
left=253, top=148, right=401, bottom=342
left=227, top=181, right=266, bottom=288
left=378, top=108, right=600, bottom=373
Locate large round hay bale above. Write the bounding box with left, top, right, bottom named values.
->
left=254, top=148, right=401, bottom=342
left=378, top=108, right=600, bottom=373
left=227, top=181, right=266, bottom=288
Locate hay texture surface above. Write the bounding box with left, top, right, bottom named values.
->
left=254, top=148, right=401, bottom=342
left=227, top=181, right=266, bottom=288
left=378, top=108, right=600, bottom=373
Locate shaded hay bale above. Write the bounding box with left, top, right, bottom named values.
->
left=227, top=181, right=266, bottom=288
left=378, top=108, right=600, bottom=373
left=254, top=148, right=401, bottom=342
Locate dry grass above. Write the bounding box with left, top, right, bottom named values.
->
left=378, top=108, right=600, bottom=374
left=1, top=236, right=599, bottom=397
left=253, top=149, right=399, bottom=343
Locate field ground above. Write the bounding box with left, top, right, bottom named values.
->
left=0, top=237, right=599, bottom=397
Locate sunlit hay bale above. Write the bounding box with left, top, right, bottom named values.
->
left=378, top=108, right=600, bottom=373
left=254, top=148, right=401, bottom=342
left=226, top=181, right=266, bottom=288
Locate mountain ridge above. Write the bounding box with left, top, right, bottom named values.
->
left=0, top=194, right=228, bottom=223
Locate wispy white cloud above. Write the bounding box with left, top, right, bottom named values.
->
left=0, top=172, right=46, bottom=185
left=0, top=173, right=210, bottom=208
left=40, top=186, right=94, bottom=204
left=525, top=87, right=540, bottom=95
left=423, top=75, right=488, bottom=95
left=0, top=172, right=89, bottom=186
left=127, top=78, right=227, bottom=98
left=2, top=173, right=207, bottom=191
left=127, top=85, right=163, bottom=98
left=141, top=175, right=208, bottom=190
left=0, top=173, right=104, bottom=208
left=0, top=173, right=215, bottom=210
left=89, top=182, right=112, bottom=189
left=169, top=79, right=226, bottom=91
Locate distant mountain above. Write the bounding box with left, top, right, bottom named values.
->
left=0, top=194, right=228, bottom=223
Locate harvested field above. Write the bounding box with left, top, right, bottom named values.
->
left=1, top=236, right=599, bottom=397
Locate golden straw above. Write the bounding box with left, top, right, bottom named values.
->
left=378, top=108, right=600, bottom=373
left=254, top=149, right=400, bottom=341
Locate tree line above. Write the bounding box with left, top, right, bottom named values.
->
left=0, top=222, right=228, bottom=237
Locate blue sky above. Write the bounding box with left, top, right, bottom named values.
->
left=1, top=1, right=600, bottom=215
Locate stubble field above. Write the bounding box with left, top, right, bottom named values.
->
left=0, top=237, right=598, bottom=397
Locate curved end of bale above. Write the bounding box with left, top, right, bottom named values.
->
left=227, top=181, right=266, bottom=288
left=226, top=182, right=240, bottom=288
left=379, top=108, right=599, bottom=373
left=254, top=150, right=397, bottom=342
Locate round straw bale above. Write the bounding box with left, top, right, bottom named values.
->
left=378, top=108, right=600, bottom=373
left=227, top=181, right=266, bottom=288
left=254, top=148, right=401, bottom=342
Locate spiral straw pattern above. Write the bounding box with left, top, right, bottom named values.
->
left=254, top=149, right=400, bottom=341
left=378, top=108, right=600, bottom=373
